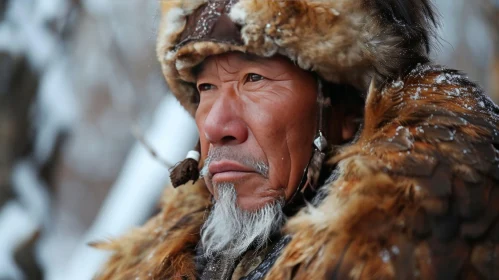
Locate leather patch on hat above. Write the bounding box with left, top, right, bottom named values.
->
left=176, top=0, right=242, bottom=50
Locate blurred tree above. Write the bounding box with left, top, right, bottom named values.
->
left=0, top=55, right=37, bottom=206
left=0, top=0, right=80, bottom=278
left=0, top=0, right=42, bottom=277
left=481, top=0, right=499, bottom=101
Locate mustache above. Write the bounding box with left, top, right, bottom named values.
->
left=200, top=146, right=269, bottom=178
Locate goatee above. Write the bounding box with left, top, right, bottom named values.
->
left=200, top=183, right=285, bottom=259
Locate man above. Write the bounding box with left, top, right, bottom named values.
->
left=95, top=0, right=499, bottom=279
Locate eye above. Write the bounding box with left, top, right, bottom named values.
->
left=197, top=83, right=216, bottom=92
left=245, top=73, right=265, bottom=83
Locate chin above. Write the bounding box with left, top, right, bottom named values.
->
left=210, top=178, right=286, bottom=211
left=236, top=195, right=282, bottom=212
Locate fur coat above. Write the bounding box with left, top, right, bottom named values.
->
left=94, top=64, right=499, bottom=279
left=95, top=0, right=499, bottom=279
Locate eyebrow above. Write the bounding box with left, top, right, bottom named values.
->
left=193, top=52, right=266, bottom=78
left=237, top=52, right=264, bottom=63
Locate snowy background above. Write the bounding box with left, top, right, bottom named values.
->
left=0, top=0, right=497, bottom=279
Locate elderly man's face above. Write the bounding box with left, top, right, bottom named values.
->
left=195, top=52, right=317, bottom=211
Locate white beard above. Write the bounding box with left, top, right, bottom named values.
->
left=200, top=183, right=285, bottom=259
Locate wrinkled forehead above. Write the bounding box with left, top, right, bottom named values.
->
left=194, top=52, right=303, bottom=79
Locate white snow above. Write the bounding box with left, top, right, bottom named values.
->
left=59, top=94, right=198, bottom=280
left=411, top=87, right=422, bottom=100
left=34, top=58, right=80, bottom=164
left=11, top=161, right=51, bottom=226
left=391, top=245, right=400, bottom=255
left=229, top=2, right=248, bottom=24
left=0, top=201, right=39, bottom=280
left=391, top=80, right=404, bottom=90
left=6, top=0, right=62, bottom=69
left=83, top=0, right=112, bottom=17
left=330, top=8, right=340, bottom=16
left=379, top=249, right=391, bottom=263
left=435, top=74, right=446, bottom=84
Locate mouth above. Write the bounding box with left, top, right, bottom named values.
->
left=209, top=160, right=257, bottom=183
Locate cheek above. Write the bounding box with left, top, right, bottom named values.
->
left=245, top=96, right=316, bottom=198
left=195, top=107, right=214, bottom=195
left=195, top=104, right=210, bottom=159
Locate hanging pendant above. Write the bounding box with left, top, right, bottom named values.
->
left=303, top=149, right=326, bottom=192
left=313, top=131, right=327, bottom=152
left=302, top=131, right=328, bottom=192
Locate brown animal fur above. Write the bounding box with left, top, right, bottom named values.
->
left=157, top=0, right=437, bottom=116
left=93, top=180, right=211, bottom=279
left=96, top=65, right=499, bottom=279
left=266, top=65, right=499, bottom=279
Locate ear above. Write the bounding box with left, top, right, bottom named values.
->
left=341, top=114, right=358, bottom=141
left=325, top=101, right=361, bottom=145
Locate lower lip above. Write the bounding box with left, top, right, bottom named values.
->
left=212, top=171, right=255, bottom=183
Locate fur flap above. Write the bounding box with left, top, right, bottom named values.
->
left=96, top=65, right=499, bottom=279
left=157, top=0, right=437, bottom=116
left=93, top=180, right=212, bottom=279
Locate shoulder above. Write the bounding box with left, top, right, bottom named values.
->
left=266, top=64, right=499, bottom=279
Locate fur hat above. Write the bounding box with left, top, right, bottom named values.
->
left=157, top=0, right=437, bottom=116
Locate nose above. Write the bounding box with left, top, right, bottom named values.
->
left=203, top=85, right=248, bottom=146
